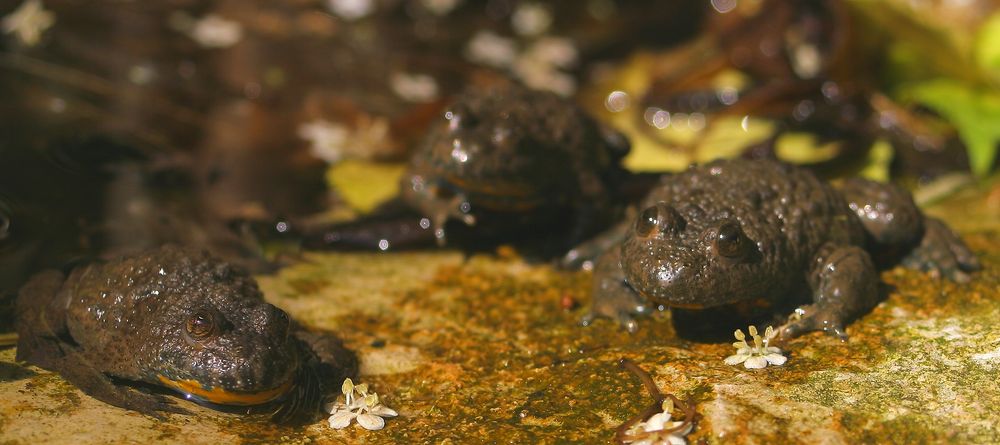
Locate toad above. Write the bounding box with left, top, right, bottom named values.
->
left=15, top=245, right=353, bottom=420
left=568, top=159, right=980, bottom=339
left=308, top=82, right=633, bottom=253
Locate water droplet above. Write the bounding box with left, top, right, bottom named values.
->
left=688, top=113, right=706, bottom=131
left=604, top=90, right=630, bottom=113
left=711, top=0, right=738, bottom=13
left=644, top=107, right=671, bottom=129
left=450, top=139, right=469, bottom=163
left=717, top=87, right=739, bottom=106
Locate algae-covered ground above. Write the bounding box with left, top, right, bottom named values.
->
left=1, top=183, right=998, bottom=444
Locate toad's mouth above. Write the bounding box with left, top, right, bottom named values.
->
left=157, top=375, right=295, bottom=406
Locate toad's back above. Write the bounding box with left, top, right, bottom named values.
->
left=647, top=159, right=863, bottom=265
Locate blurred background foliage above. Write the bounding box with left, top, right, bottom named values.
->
left=0, top=0, right=997, bottom=283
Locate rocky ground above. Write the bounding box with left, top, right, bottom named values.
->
left=1, top=182, right=998, bottom=444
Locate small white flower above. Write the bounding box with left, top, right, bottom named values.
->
left=298, top=119, right=350, bottom=164
left=513, top=36, right=578, bottom=97
left=511, top=2, right=552, bottom=36
left=512, top=57, right=576, bottom=97
left=522, top=37, right=578, bottom=69
left=390, top=72, right=439, bottom=103
left=464, top=31, right=517, bottom=68
left=622, top=399, right=693, bottom=445
left=724, top=325, right=787, bottom=369
left=188, top=14, right=243, bottom=48
left=2, top=0, right=55, bottom=47
left=325, top=378, right=398, bottom=431
left=327, top=0, right=375, bottom=21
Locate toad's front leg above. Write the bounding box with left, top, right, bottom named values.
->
left=583, top=247, right=654, bottom=333
left=778, top=244, right=879, bottom=341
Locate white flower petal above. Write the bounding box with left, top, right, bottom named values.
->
left=724, top=354, right=749, bottom=366
left=465, top=31, right=517, bottom=68
left=328, top=0, right=375, bottom=20
left=744, top=356, right=768, bottom=369
left=356, top=413, right=386, bottom=430
left=642, top=412, right=671, bottom=432
left=765, top=346, right=783, bottom=355
left=765, top=353, right=787, bottom=366
left=328, top=410, right=356, bottom=429
left=189, top=14, right=243, bottom=48
left=370, top=405, right=398, bottom=417
left=667, top=433, right=688, bottom=445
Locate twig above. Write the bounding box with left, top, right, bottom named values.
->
left=615, top=358, right=700, bottom=444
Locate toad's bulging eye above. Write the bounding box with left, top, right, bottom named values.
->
left=715, top=221, right=748, bottom=258
left=635, top=203, right=685, bottom=238
left=186, top=310, right=218, bottom=339
left=635, top=206, right=659, bottom=237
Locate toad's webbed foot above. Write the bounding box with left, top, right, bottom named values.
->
left=779, top=245, right=878, bottom=341
left=268, top=330, right=359, bottom=424
left=112, top=387, right=193, bottom=420
left=902, top=217, right=980, bottom=283
left=582, top=249, right=653, bottom=333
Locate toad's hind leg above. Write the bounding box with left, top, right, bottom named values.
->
left=838, top=177, right=923, bottom=246
left=778, top=244, right=879, bottom=341
left=839, top=177, right=979, bottom=281
left=48, top=345, right=191, bottom=419
left=16, top=271, right=189, bottom=420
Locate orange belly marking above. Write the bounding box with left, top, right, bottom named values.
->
left=156, top=375, right=293, bottom=406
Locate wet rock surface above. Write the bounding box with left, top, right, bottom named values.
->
left=1, top=185, right=998, bottom=444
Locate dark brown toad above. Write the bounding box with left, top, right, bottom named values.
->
left=567, top=159, right=980, bottom=339
left=308, top=82, right=633, bottom=254
left=15, top=245, right=353, bottom=420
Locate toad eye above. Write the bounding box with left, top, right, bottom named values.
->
left=186, top=310, right=218, bottom=339
left=714, top=221, right=748, bottom=258
left=635, top=203, right=685, bottom=238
